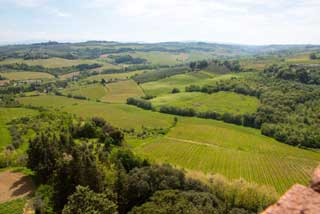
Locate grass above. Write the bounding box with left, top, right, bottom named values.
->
left=59, top=71, right=80, bottom=80
left=85, top=70, right=146, bottom=81
left=141, top=72, right=247, bottom=96
left=61, top=83, right=106, bottom=100
left=18, top=95, right=173, bottom=131
left=0, top=71, right=54, bottom=80
left=0, top=198, right=26, bottom=214
left=0, top=108, right=38, bottom=151
left=17, top=94, right=320, bottom=193
left=129, top=51, right=188, bottom=65
left=0, top=57, right=117, bottom=68
left=285, top=53, right=320, bottom=64
left=132, top=117, right=320, bottom=193
left=101, top=80, right=145, bottom=103
left=151, top=91, right=260, bottom=114
left=61, top=79, right=144, bottom=103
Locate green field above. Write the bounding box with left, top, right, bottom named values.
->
left=59, top=72, right=80, bottom=80
left=286, top=53, right=320, bottom=64
left=0, top=57, right=118, bottom=69
left=0, top=72, right=54, bottom=80
left=101, top=80, right=144, bottom=103
left=128, top=51, right=188, bottom=65
left=0, top=108, right=38, bottom=150
left=151, top=91, right=260, bottom=114
left=132, top=117, right=320, bottom=193
left=85, top=70, right=146, bottom=81
left=17, top=94, right=320, bottom=193
left=141, top=72, right=245, bottom=96
left=61, top=83, right=106, bottom=100
left=18, top=95, right=173, bottom=131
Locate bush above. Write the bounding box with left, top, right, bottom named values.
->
left=171, top=88, right=180, bottom=93
left=127, top=97, right=152, bottom=110
left=160, top=106, right=196, bottom=117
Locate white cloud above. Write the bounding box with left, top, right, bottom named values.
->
left=1, top=0, right=319, bottom=44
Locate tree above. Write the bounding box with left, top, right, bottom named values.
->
left=190, top=62, right=196, bottom=71
left=62, top=186, right=118, bottom=214
left=131, top=190, right=222, bottom=214
left=27, top=134, right=61, bottom=183
left=171, top=88, right=180, bottom=93
left=110, top=148, right=149, bottom=173
left=310, top=53, right=318, bottom=60
left=101, top=78, right=107, bottom=85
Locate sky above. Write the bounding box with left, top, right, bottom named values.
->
left=0, top=0, right=319, bottom=45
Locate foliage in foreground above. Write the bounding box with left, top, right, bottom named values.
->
left=23, top=111, right=275, bottom=214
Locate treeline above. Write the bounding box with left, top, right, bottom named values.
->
left=185, top=82, right=259, bottom=97
left=17, top=110, right=275, bottom=214
left=127, top=97, right=152, bottom=110
left=159, top=105, right=257, bottom=127
left=126, top=97, right=258, bottom=128
left=189, top=59, right=244, bottom=73
left=109, top=54, right=147, bottom=64
left=0, top=63, right=102, bottom=77
left=186, top=74, right=320, bottom=148
left=264, top=64, right=320, bottom=85
left=133, top=66, right=190, bottom=83
left=0, top=79, right=69, bottom=95
left=310, top=52, right=320, bottom=60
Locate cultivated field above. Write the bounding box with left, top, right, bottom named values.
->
left=85, top=70, right=145, bottom=81
left=61, top=83, right=106, bottom=100
left=128, top=51, right=188, bottom=65
left=151, top=91, right=260, bottom=114
left=18, top=95, right=174, bottom=131
left=0, top=57, right=114, bottom=68
left=141, top=72, right=244, bottom=96
left=101, top=80, right=144, bottom=103
left=132, top=117, right=320, bottom=193
left=0, top=72, right=54, bottom=80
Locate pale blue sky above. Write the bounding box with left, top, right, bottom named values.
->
left=0, top=0, right=319, bottom=45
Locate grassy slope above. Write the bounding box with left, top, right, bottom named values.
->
left=18, top=95, right=320, bottom=193
left=152, top=91, right=260, bottom=114
left=133, top=117, right=320, bottom=193
left=141, top=72, right=246, bottom=96
left=101, top=80, right=145, bottom=103
left=129, top=51, right=188, bottom=65
left=0, top=108, right=38, bottom=150
left=85, top=70, right=145, bottom=81
left=0, top=72, right=54, bottom=80
left=285, top=53, right=320, bottom=64
left=18, top=95, right=173, bottom=131
left=61, top=83, right=106, bottom=100
left=0, top=57, right=118, bottom=68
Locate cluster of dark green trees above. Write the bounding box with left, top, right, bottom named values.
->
left=23, top=111, right=269, bottom=214
left=185, top=71, right=320, bottom=148
left=189, top=60, right=209, bottom=71
left=264, top=64, right=320, bottom=85
left=189, top=59, right=243, bottom=73
left=127, top=97, right=152, bottom=110
left=310, top=53, right=320, bottom=60
left=133, top=66, right=190, bottom=83
left=159, top=105, right=256, bottom=127
left=0, top=74, right=6, bottom=80
left=109, top=55, right=147, bottom=64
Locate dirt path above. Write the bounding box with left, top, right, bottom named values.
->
left=0, top=170, right=35, bottom=203
left=165, top=137, right=221, bottom=149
